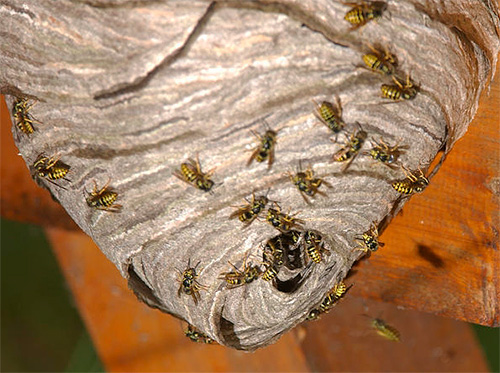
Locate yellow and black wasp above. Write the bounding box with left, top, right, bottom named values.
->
left=364, top=137, right=407, bottom=168
left=229, top=191, right=269, bottom=227
left=288, top=163, right=331, bottom=204
left=331, top=126, right=367, bottom=171
left=304, top=230, right=330, bottom=264
left=177, top=259, right=207, bottom=305
left=355, top=223, right=384, bottom=253
left=173, top=155, right=215, bottom=193
left=218, top=254, right=261, bottom=289
left=312, top=98, right=345, bottom=137
left=85, top=179, right=122, bottom=212
left=12, top=98, right=40, bottom=135
left=306, top=308, right=322, bottom=321
left=381, top=75, right=418, bottom=101
left=263, top=236, right=286, bottom=267
left=391, top=166, right=429, bottom=195
left=362, top=44, right=396, bottom=76
left=318, top=282, right=350, bottom=313
left=266, top=203, right=304, bottom=233
left=247, top=123, right=278, bottom=170
left=185, top=324, right=215, bottom=344
left=261, top=236, right=286, bottom=282
left=32, top=153, right=71, bottom=188
left=372, top=318, right=401, bottom=341
left=343, top=1, right=387, bottom=30
left=261, top=262, right=279, bottom=282
left=307, top=282, right=351, bottom=321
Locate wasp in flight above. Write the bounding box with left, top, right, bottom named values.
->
left=177, top=259, right=207, bottom=305
left=85, top=179, right=122, bottom=212
left=247, top=123, right=278, bottom=170
left=288, top=164, right=331, bottom=204
left=173, top=155, right=215, bottom=193
left=381, top=75, right=418, bottom=101
left=343, top=1, right=387, bottom=30
left=12, top=98, right=40, bottom=135
left=362, top=44, right=396, bottom=76
left=391, top=166, right=429, bottom=195
left=372, top=318, right=401, bottom=341
left=219, top=254, right=261, bottom=289
left=229, top=191, right=269, bottom=227
left=185, top=324, right=215, bottom=344
left=332, top=127, right=367, bottom=171
left=313, top=98, right=345, bottom=137
left=304, top=230, right=330, bottom=264
left=32, top=153, right=71, bottom=188
left=364, top=137, right=406, bottom=168
left=355, top=223, right=384, bottom=253
left=266, top=203, right=304, bottom=233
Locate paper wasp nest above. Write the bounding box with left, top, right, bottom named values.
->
left=1, top=0, right=498, bottom=350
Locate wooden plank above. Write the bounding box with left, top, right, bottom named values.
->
left=46, top=227, right=489, bottom=371
left=0, top=96, right=78, bottom=230
left=297, top=296, right=489, bottom=372
left=350, top=60, right=500, bottom=326
left=45, top=227, right=310, bottom=372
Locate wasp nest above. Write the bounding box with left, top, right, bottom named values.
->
left=1, top=0, right=499, bottom=350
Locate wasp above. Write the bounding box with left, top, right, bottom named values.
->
left=247, top=123, right=278, bottom=170
left=85, top=179, right=122, bottom=212
left=177, top=259, right=207, bottom=305
left=362, top=44, right=396, bottom=75
left=304, top=231, right=330, bottom=264
left=364, top=137, right=406, bottom=168
left=331, top=127, right=367, bottom=171
left=12, top=98, right=40, bottom=135
left=391, top=166, right=429, bottom=195
left=306, top=308, right=321, bottom=321
left=283, top=230, right=304, bottom=269
left=229, top=191, right=269, bottom=227
left=218, top=255, right=261, bottom=289
left=318, top=282, right=350, bottom=313
left=173, top=155, right=215, bottom=192
left=381, top=75, right=418, bottom=101
left=306, top=282, right=350, bottom=321
left=263, top=236, right=286, bottom=267
left=343, top=1, right=387, bottom=30
left=32, top=153, right=71, bottom=188
left=266, top=204, right=304, bottom=233
left=185, top=324, right=215, bottom=344
left=288, top=164, right=331, bottom=204
left=372, top=318, right=401, bottom=341
left=312, top=98, right=345, bottom=136
left=355, top=223, right=384, bottom=253
left=261, top=262, right=279, bottom=282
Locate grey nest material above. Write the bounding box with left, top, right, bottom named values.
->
left=1, top=0, right=499, bottom=350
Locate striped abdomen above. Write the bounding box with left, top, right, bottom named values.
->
left=89, top=191, right=118, bottom=208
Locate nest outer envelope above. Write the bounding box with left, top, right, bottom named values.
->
left=1, top=0, right=499, bottom=350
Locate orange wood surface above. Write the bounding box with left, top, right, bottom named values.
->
left=351, top=63, right=500, bottom=326
left=0, top=97, right=78, bottom=230
left=1, top=59, right=499, bottom=330
left=46, top=226, right=489, bottom=372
